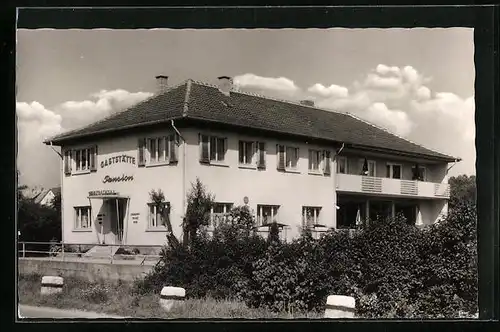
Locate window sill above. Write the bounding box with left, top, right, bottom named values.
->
left=208, top=162, right=229, bottom=168
left=72, top=170, right=91, bottom=176
left=145, top=161, right=172, bottom=168
left=72, top=228, right=93, bottom=232
left=146, top=228, right=168, bottom=232
left=238, top=164, right=257, bottom=170
left=308, top=171, right=323, bottom=176
left=285, top=168, right=301, bottom=174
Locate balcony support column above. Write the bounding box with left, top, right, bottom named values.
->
left=391, top=201, right=396, bottom=219
left=365, top=200, right=370, bottom=225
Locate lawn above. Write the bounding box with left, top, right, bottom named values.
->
left=17, top=273, right=324, bottom=319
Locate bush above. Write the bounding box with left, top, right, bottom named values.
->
left=80, top=284, right=110, bottom=304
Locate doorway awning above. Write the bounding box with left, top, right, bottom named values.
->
left=87, top=194, right=130, bottom=199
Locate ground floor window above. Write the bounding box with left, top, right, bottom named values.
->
left=302, top=206, right=322, bottom=228
left=256, top=204, right=280, bottom=226
left=337, top=201, right=366, bottom=229
left=74, top=206, right=91, bottom=229
left=148, top=202, right=170, bottom=229
left=210, top=202, right=233, bottom=227
left=395, top=202, right=418, bottom=225
left=369, top=200, right=392, bottom=222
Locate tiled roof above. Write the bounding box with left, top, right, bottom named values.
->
left=46, top=80, right=457, bottom=162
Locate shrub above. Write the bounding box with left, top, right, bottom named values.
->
left=80, top=284, right=110, bottom=304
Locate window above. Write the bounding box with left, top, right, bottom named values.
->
left=386, top=163, right=402, bottom=179
left=336, top=201, right=366, bottom=229
left=256, top=205, right=280, bottom=226
left=65, top=146, right=97, bottom=175
left=75, top=148, right=90, bottom=172
left=199, top=134, right=227, bottom=164
left=148, top=202, right=170, bottom=229
left=239, top=141, right=255, bottom=165
left=210, top=202, right=233, bottom=227
left=74, top=206, right=91, bottom=229
left=395, top=203, right=418, bottom=225
left=277, top=145, right=299, bottom=171
left=337, top=156, right=348, bottom=174
left=411, top=166, right=426, bottom=181
left=308, top=150, right=322, bottom=172
left=302, top=206, right=322, bottom=227
left=359, top=159, right=376, bottom=177
left=138, top=135, right=178, bottom=167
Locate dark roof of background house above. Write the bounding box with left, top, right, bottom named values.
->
left=45, top=80, right=458, bottom=162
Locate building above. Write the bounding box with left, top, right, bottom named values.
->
left=33, top=187, right=61, bottom=207
left=44, top=75, right=459, bottom=247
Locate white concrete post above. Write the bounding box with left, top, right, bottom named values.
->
left=324, top=295, right=356, bottom=318
left=159, top=286, right=185, bottom=312
left=41, top=276, right=64, bottom=295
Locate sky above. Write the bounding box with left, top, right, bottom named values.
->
left=16, top=28, right=475, bottom=189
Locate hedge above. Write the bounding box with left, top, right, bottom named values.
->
left=136, top=203, right=477, bottom=318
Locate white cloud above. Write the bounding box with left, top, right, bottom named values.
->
left=364, top=102, right=413, bottom=137
left=307, top=83, right=349, bottom=98
left=416, top=86, right=431, bottom=100
left=17, top=89, right=152, bottom=187
left=234, top=73, right=299, bottom=92
left=364, top=73, right=402, bottom=90
left=376, top=64, right=401, bottom=76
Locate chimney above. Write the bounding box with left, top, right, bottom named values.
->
left=217, top=76, right=233, bottom=96
left=300, top=100, right=315, bottom=107
left=155, top=75, right=169, bottom=94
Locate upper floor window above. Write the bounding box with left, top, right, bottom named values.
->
left=359, top=159, right=376, bottom=177
left=74, top=206, right=91, bottom=229
left=64, top=146, right=97, bottom=176
left=412, top=165, right=426, bottom=181
left=337, top=156, right=348, bottom=174
left=199, top=134, right=227, bottom=164
left=148, top=202, right=170, bottom=229
left=239, top=141, right=255, bottom=165
left=302, top=206, right=322, bottom=228
left=138, top=135, right=178, bottom=167
left=308, top=150, right=331, bottom=175
left=210, top=202, right=233, bottom=227
left=386, top=163, right=402, bottom=179
left=277, top=145, right=299, bottom=171
left=256, top=204, right=280, bottom=226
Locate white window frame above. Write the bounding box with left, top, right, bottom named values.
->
left=73, top=148, right=91, bottom=174
left=256, top=205, right=280, bottom=226
left=238, top=141, right=256, bottom=166
left=308, top=149, right=323, bottom=173
left=359, top=159, right=377, bottom=177
left=147, top=202, right=168, bottom=229
left=74, top=206, right=92, bottom=230
left=337, top=156, right=348, bottom=174
left=210, top=202, right=234, bottom=227
left=284, top=146, right=299, bottom=170
left=146, top=136, right=169, bottom=166
left=386, top=163, right=403, bottom=179
left=302, top=206, right=322, bottom=228
left=411, top=165, right=427, bottom=181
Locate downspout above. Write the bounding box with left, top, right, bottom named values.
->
left=171, top=119, right=187, bottom=220
left=334, top=142, right=345, bottom=160
left=446, top=158, right=460, bottom=173
left=48, top=141, right=64, bottom=244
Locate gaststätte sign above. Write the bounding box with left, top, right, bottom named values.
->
left=102, top=174, right=134, bottom=183
left=100, top=154, right=136, bottom=168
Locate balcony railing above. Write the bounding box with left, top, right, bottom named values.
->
left=336, top=174, right=450, bottom=199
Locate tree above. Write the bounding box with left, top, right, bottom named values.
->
left=149, top=189, right=180, bottom=249
left=184, top=178, right=215, bottom=246
left=448, top=175, right=476, bottom=210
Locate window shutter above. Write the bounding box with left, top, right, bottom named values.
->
left=324, top=150, right=331, bottom=175
left=90, top=145, right=98, bottom=172
left=64, top=150, right=72, bottom=175
left=138, top=138, right=146, bottom=167
left=257, top=142, right=266, bottom=169
left=199, top=134, right=210, bottom=163
left=277, top=144, right=285, bottom=171
left=169, top=134, right=178, bottom=163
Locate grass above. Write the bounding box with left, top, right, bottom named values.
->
left=17, top=273, right=323, bottom=319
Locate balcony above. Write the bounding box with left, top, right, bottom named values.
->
left=336, top=174, right=450, bottom=199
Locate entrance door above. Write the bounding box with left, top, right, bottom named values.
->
left=109, top=198, right=127, bottom=244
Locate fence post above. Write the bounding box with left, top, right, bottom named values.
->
left=110, top=246, right=113, bottom=264
left=22, top=242, right=25, bottom=258
left=61, top=243, right=65, bottom=261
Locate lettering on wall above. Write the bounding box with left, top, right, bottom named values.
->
left=102, top=174, right=134, bottom=183
left=131, top=212, right=140, bottom=224
left=89, top=190, right=118, bottom=196
left=100, top=154, right=136, bottom=168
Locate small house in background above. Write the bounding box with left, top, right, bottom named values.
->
left=34, top=187, right=61, bottom=207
